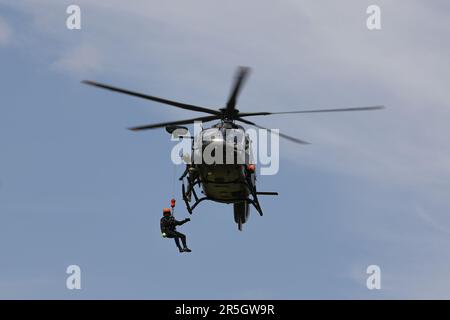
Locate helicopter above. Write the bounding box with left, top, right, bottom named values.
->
left=82, top=66, right=384, bottom=230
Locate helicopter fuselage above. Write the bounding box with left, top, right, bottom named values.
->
left=190, top=123, right=255, bottom=203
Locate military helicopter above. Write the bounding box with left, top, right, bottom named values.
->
left=82, top=67, right=383, bottom=230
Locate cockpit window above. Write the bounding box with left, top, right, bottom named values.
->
left=225, top=129, right=245, bottom=149
left=201, top=128, right=222, bottom=142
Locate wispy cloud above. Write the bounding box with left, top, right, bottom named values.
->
left=51, top=44, right=102, bottom=76
left=0, top=15, right=12, bottom=45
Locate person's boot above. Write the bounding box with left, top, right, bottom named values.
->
left=178, top=247, right=184, bottom=253
left=183, top=247, right=192, bottom=252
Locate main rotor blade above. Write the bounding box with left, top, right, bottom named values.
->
left=82, top=80, right=221, bottom=116
left=238, top=105, right=385, bottom=117
left=237, top=118, right=309, bottom=145
left=128, top=115, right=220, bottom=131
left=225, top=66, right=251, bottom=117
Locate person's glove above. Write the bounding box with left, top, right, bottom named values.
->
left=162, top=232, right=167, bottom=238
left=184, top=218, right=191, bottom=222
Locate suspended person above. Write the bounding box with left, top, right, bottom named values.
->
left=160, top=207, right=192, bottom=253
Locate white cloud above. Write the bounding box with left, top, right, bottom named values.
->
left=0, top=16, right=12, bottom=45
left=51, top=44, right=102, bottom=76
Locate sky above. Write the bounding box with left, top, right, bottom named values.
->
left=1, top=0, right=450, bottom=299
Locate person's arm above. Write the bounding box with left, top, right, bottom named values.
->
left=175, top=218, right=190, bottom=226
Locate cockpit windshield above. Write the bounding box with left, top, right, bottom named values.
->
left=201, top=128, right=223, bottom=143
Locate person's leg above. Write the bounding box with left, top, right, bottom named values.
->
left=180, top=233, right=187, bottom=248
left=174, top=231, right=191, bottom=252
left=166, top=231, right=183, bottom=252
left=173, top=237, right=183, bottom=251
left=173, top=231, right=187, bottom=248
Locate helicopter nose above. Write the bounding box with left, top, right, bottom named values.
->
left=200, top=140, right=245, bottom=165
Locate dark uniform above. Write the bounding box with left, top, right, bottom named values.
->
left=160, top=214, right=191, bottom=252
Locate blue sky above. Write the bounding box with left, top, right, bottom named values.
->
left=1, top=0, right=450, bottom=299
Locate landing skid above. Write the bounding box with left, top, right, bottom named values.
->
left=180, top=168, right=278, bottom=230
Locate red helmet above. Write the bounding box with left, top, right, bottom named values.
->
left=163, top=208, right=171, bottom=215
